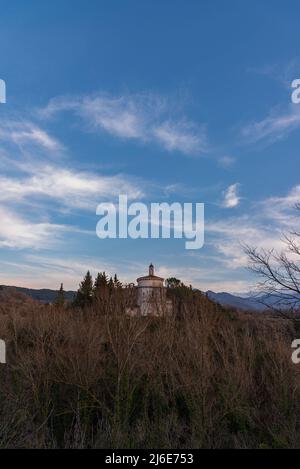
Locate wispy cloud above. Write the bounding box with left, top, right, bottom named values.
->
left=218, top=156, right=236, bottom=168
left=207, top=216, right=283, bottom=270
left=248, top=58, right=300, bottom=89
left=39, top=93, right=208, bottom=156
left=0, top=119, right=63, bottom=151
left=0, top=206, right=76, bottom=249
left=153, top=120, right=207, bottom=154
left=259, top=184, right=300, bottom=226
left=208, top=184, right=300, bottom=271
left=0, top=164, right=145, bottom=209
left=222, top=183, right=240, bottom=208
left=241, top=104, right=300, bottom=144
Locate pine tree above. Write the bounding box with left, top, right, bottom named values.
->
left=55, top=283, right=65, bottom=307
left=108, top=276, right=114, bottom=293
left=74, top=271, right=93, bottom=308
left=94, top=273, right=102, bottom=291
left=113, top=274, right=122, bottom=289
left=94, top=272, right=108, bottom=291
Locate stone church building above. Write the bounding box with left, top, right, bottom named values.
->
left=126, top=264, right=173, bottom=317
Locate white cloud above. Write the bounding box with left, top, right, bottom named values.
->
left=255, top=185, right=300, bottom=232
left=222, top=183, right=240, bottom=208
left=241, top=105, right=300, bottom=144
left=153, top=120, right=207, bottom=154
left=207, top=184, right=300, bottom=272
left=206, top=216, right=284, bottom=271
left=0, top=164, right=144, bottom=209
left=262, top=184, right=300, bottom=214
left=0, top=120, right=63, bottom=151
left=80, top=95, right=145, bottom=139
left=0, top=206, right=74, bottom=249
left=39, top=93, right=208, bottom=156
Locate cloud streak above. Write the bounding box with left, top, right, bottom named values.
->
left=39, top=93, right=208, bottom=156
left=0, top=164, right=145, bottom=209
left=0, top=119, right=63, bottom=151
left=241, top=105, right=300, bottom=144
left=0, top=206, right=78, bottom=249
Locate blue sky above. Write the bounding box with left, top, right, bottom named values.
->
left=0, top=0, right=300, bottom=292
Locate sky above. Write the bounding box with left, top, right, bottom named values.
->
left=0, top=0, right=300, bottom=293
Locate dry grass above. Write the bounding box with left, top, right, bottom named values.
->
left=0, top=293, right=299, bottom=449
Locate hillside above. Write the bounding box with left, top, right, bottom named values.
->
left=206, top=290, right=266, bottom=311
left=0, top=288, right=298, bottom=448
left=1, top=284, right=297, bottom=313
left=0, top=285, right=76, bottom=304
left=206, top=290, right=300, bottom=312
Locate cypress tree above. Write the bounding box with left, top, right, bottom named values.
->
left=113, top=274, right=122, bottom=288
left=55, top=283, right=65, bottom=307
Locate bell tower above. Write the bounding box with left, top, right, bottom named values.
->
left=126, top=264, right=173, bottom=317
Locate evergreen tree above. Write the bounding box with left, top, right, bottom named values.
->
left=55, top=283, right=65, bottom=307
left=94, top=272, right=108, bottom=291
left=113, top=274, right=122, bottom=289
left=93, top=272, right=109, bottom=300
left=74, top=271, right=93, bottom=308
left=94, top=273, right=102, bottom=291
left=108, top=276, right=114, bottom=293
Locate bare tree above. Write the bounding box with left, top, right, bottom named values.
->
left=244, top=204, right=300, bottom=318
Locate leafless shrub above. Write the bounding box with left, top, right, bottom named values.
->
left=0, top=293, right=299, bottom=448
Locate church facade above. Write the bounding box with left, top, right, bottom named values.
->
left=126, top=264, right=173, bottom=317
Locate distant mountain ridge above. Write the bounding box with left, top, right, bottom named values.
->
left=206, top=290, right=266, bottom=312
left=0, top=285, right=76, bottom=304
left=206, top=290, right=300, bottom=311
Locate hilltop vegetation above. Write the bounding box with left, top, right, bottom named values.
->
left=0, top=280, right=299, bottom=449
